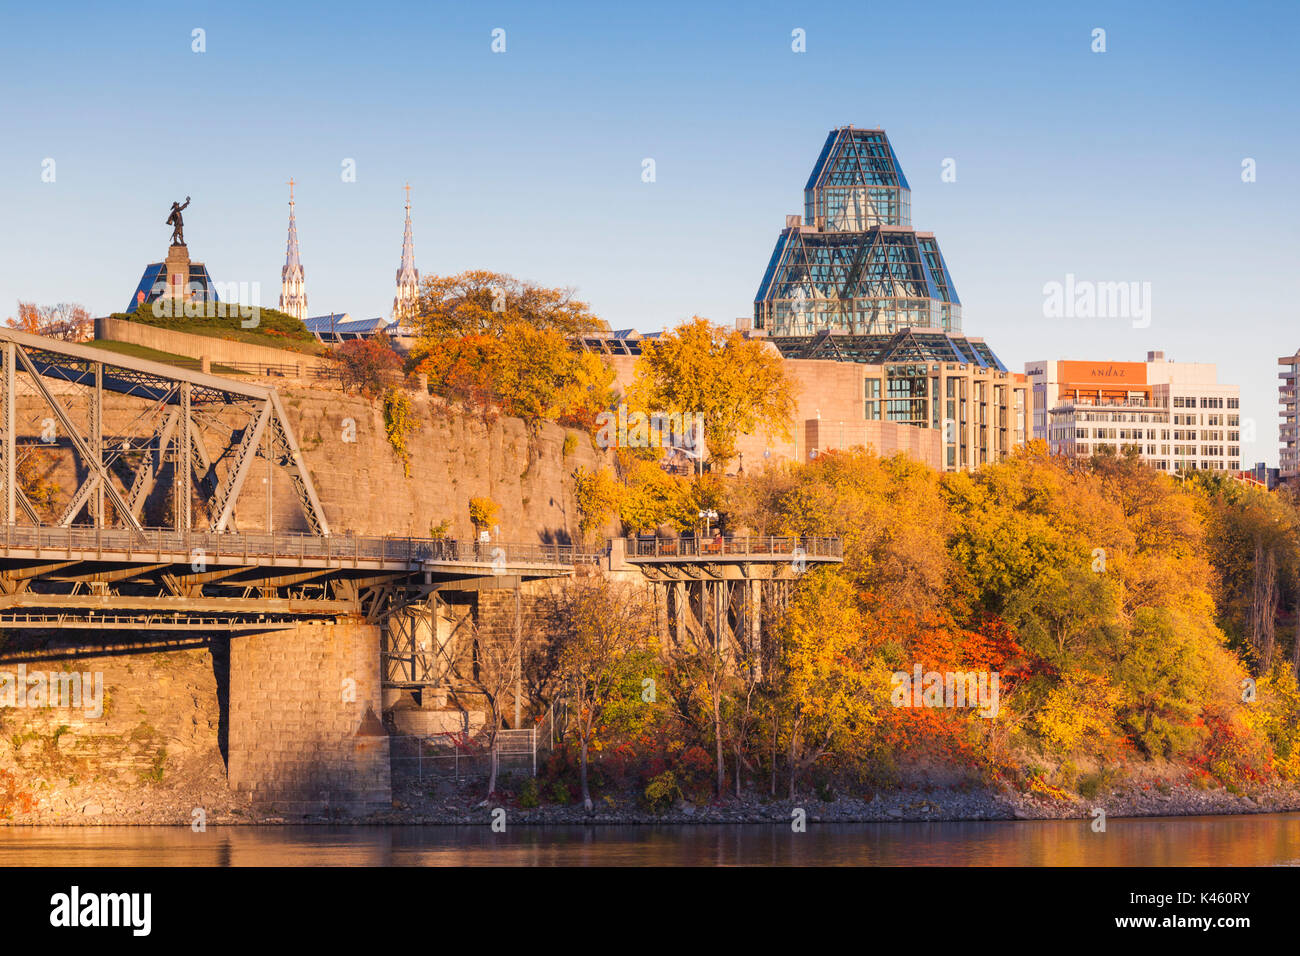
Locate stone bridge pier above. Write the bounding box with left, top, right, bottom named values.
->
left=227, top=619, right=390, bottom=817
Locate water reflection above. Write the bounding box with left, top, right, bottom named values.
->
left=1, top=815, right=1298, bottom=866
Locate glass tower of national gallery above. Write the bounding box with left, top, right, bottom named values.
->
left=754, top=127, right=962, bottom=338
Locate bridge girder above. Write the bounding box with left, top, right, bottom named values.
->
left=0, top=327, right=330, bottom=537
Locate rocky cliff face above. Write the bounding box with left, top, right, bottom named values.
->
left=13, top=384, right=599, bottom=542
left=283, top=389, right=597, bottom=542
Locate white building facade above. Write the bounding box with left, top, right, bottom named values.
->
left=1026, top=352, right=1242, bottom=474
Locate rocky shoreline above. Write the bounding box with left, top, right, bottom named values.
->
left=6, top=780, right=1300, bottom=826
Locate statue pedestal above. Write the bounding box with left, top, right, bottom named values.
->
left=164, top=244, right=191, bottom=301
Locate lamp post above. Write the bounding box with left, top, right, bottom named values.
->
left=698, top=508, right=718, bottom=537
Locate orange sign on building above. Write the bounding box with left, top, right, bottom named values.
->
left=1057, top=361, right=1150, bottom=403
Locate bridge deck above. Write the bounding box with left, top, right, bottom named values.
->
left=623, top=535, right=842, bottom=562
left=0, top=527, right=843, bottom=631
left=0, top=525, right=588, bottom=574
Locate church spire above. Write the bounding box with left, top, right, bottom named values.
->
left=278, top=177, right=308, bottom=321
left=393, top=183, right=419, bottom=323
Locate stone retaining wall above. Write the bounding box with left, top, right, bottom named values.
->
left=94, top=316, right=328, bottom=374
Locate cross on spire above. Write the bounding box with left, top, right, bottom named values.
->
left=394, top=182, right=418, bottom=321
left=288, top=177, right=295, bottom=206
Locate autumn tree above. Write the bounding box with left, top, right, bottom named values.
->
left=735, top=447, right=958, bottom=613
left=771, top=568, right=882, bottom=798
left=415, top=321, right=613, bottom=428
left=942, top=442, right=1248, bottom=763
left=1192, top=474, right=1300, bottom=672
left=15, top=448, right=61, bottom=520
left=468, top=496, right=500, bottom=534
left=331, top=332, right=403, bottom=400
left=407, top=271, right=614, bottom=428
left=630, top=316, right=796, bottom=467
left=615, top=453, right=695, bottom=535
left=410, top=270, right=608, bottom=341
left=445, top=618, right=527, bottom=802
left=571, top=466, right=621, bottom=543
left=5, top=302, right=93, bottom=342
left=660, top=613, right=732, bottom=799
left=540, top=579, right=659, bottom=811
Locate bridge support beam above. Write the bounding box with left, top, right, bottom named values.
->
left=227, top=619, right=390, bottom=817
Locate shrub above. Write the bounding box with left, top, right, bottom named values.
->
left=518, top=776, right=540, bottom=808
left=383, top=387, right=416, bottom=476
left=815, top=777, right=836, bottom=803
left=1077, top=767, right=1118, bottom=799
left=0, top=769, right=35, bottom=820
left=469, top=496, right=500, bottom=531
left=644, top=770, right=683, bottom=811
left=547, top=781, right=571, bottom=805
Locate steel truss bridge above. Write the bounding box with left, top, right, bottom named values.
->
left=0, top=328, right=841, bottom=691
left=0, top=328, right=583, bottom=633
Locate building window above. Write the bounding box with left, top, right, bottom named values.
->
left=864, top=378, right=881, bottom=420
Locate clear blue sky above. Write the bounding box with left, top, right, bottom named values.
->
left=2, top=0, right=1297, bottom=465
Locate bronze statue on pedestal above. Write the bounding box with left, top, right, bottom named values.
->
left=167, top=196, right=191, bottom=246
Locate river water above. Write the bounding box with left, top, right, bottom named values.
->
left=1, top=814, right=1299, bottom=865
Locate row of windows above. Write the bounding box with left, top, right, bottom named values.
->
left=1171, top=413, right=1240, bottom=426
left=1173, top=430, right=1231, bottom=441
left=1151, top=460, right=1242, bottom=471
left=1060, top=426, right=1242, bottom=442
left=1069, top=441, right=1239, bottom=457
left=1074, top=447, right=1242, bottom=472
left=1172, top=396, right=1239, bottom=409
left=1067, top=411, right=1150, bottom=422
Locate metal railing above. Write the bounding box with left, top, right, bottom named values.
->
left=0, top=524, right=586, bottom=569
left=218, top=360, right=323, bottom=378
left=623, top=534, right=842, bottom=559
left=0, top=612, right=302, bottom=630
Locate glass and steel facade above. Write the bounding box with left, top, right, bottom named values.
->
left=126, top=262, right=219, bottom=313
left=755, top=128, right=960, bottom=337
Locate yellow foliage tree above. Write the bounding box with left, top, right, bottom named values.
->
left=630, top=316, right=796, bottom=467
left=572, top=466, right=621, bottom=542
left=409, top=271, right=614, bottom=428
left=410, top=270, right=608, bottom=340
left=468, top=495, right=501, bottom=533
left=773, top=569, right=885, bottom=798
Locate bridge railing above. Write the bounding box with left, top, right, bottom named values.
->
left=0, top=524, right=583, bottom=568
left=623, top=535, right=842, bottom=559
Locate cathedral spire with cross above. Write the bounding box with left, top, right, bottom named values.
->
left=278, top=177, right=308, bottom=321
left=393, top=183, right=419, bottom=323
